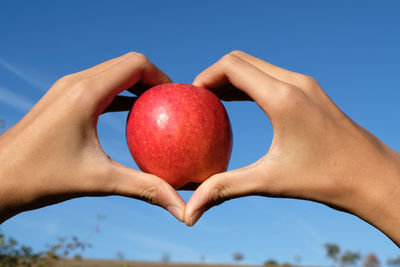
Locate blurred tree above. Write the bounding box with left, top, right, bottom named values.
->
left=200, top=254, right=206, bottom=263
left=0, top=214, right=104, bottom=266
left=324, top=243, right=340, bottom=266
left=293, top=255, right=302, bottom=265
left=0, top=234, right=42, bottom=266
left=364, top=254, right=380, bottom=267
left=73, top=253, right=82, bottom=260
left=233, top=252, right=244, bottom=263
left=116, top=250, right=129, bottom=267
left=264, top=259, right=278, bottom=266
left=116, top=251, right=125, bottom=260
left=323, top=243, right=361, bottom=267
left=161, top=252, right=170, bottom=263
left=341, top=251, right=360, bottom=267
left=388, top=257, right=400, bottom=267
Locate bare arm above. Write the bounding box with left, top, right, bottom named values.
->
left=185, top=50, right=400, bottom=246
left=0, top=52, right=185, bottom=223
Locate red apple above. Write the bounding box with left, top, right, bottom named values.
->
left=126, top=83, right=233, bottom=188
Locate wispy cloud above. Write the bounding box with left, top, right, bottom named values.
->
left=104, top=223, right=206, bottom=262
left=0, top=57, right=51, bottom=91
left=0, top=57, right=127, bottom=134
left=292, top=215, right=326, bottom=255
left=10, top=215, right=61, bottom=236
left=0, top=86, right=34, bottom=113
left=249, top=198, right=325, bottom=256
left=125, top=232, right=201, bottom=258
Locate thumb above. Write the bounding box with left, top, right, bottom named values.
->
left=109, top=161, right=186, bottom=222
left=184, top=164, right=263, bottom=226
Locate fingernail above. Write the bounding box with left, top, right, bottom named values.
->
left=167, top=205, right=184, bottom=222
left=189, top=210, right=202, bottom=226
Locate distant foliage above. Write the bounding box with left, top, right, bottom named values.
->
left=364, top=254, right=380, bottom=267
left=293, top=255, right=302, bottom=265
left=324, top=243, right=340, bottom=264
left=323, top=243, right=360, bottom=267
left=0, top=234, right=43, bottom=266
left=388, top=257, right=400, bottom=267
left=233, top=252, right=244, bottom=262
left=341, top=251, right=361, bottom=267
left=161, top=252, right=170, bottom=263
left=116, top=250, right=129, bottom=267
left=116, top=251, right=125, bottom=261
left=200, top=255, right=206, bottom=263
left=0, top=214, right=104, bottom=266
left=0, top=233, right=89, bottom=266
left=264, top=259, right=278, bottom=266
left=263, top=260, right=292, bottom=267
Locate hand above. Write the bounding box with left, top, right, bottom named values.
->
left=184, top=51, right=400, bottom=246
left=0, top=52, right=185, bottom=223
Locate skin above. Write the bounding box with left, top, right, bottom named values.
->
left=185, top=51, right=400, bottom=247
left=0, top=52, right=185, bottom=223
left=0, top=51, right=399, bottom=247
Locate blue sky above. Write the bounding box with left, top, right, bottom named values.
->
left=1, top=0, right=400, bottom=265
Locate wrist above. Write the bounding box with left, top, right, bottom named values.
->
left=0, top=183, right=20, bottom=223
left=0, top=132, right=30, bottom=223
left=0, top=164, right=21, bottom=223
left=355, top=148, right=400, bottom=246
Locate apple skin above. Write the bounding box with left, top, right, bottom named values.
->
left=126, top=83, right=233, bottom=188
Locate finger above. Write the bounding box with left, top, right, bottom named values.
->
left=74, top=54, right=127, bottom=79
left=54, top=54, right=129, bottom=89
left=230, top=50, right=309, bottom=86
left=79, top=52, right=172, bottom=114
left=101, top=96, right=137, bottom=114
left=17, top=55, right=131, bottom=124
left=109, top=161, right=186, bottom=222
left=184, top=164, right=265, bottom=226
left=192, top=53, right=291, bottom=115
left=230, top=50, right=324, bottom=98
left=71, top=52, right=161, bottom=81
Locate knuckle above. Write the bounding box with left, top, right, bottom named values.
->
left=54, top=74, right=76, bottom=88
left=125, top=51, right=141, bottom=57
left=230, top=50, right=245, bottom=56
left=220, top=53, right=240, bottom=68
left=273, top=84, right=305, bottom=112
left=298, top=74, right=319, bottom=89
left=67, top=78, right=95, bottom=106
left=277, top=83, right=297, bottom=100
left=139, top=185, right=160, bottom=205
left=136, top=177, right=164, bottom=205
left=72, top=78, right=95, bottom=94
left=206, top=181, right=228, bottom=207
left=126, top=51, right=149, bottom=64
